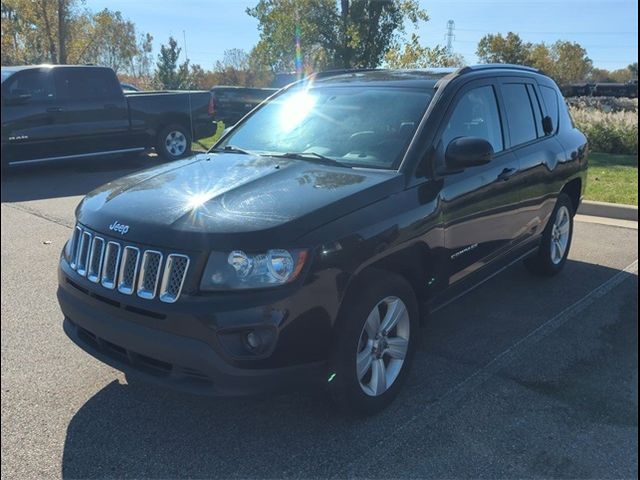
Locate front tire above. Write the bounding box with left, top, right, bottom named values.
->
left=155, top=124, right=192, bottom=161
left=524, top=193, right=574, bottom=276
left=328, top=271, right=419, bottom=415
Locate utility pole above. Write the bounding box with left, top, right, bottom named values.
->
left=445, top=20, right=455, bottom=55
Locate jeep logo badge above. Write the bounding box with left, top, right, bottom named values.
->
left=109, top=221, right=129, bottom=235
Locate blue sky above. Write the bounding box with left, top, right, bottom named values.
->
left=84, top=0, right=638, bottom=71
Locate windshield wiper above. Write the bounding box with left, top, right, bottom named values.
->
left=211, top=145, right=253, bottom=155
left=267, top=151, right=349, bottom=168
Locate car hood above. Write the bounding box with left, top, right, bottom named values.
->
left=77, top=153, right=403, bottom=250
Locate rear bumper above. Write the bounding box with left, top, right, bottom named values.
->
left=58, top=276, right=326, bottom=397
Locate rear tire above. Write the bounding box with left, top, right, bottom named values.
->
left=327, top=271, right=419, bottom=415
left=155, top=124, right=192, bottom=161
left=524, top=193, right=574, bottom=276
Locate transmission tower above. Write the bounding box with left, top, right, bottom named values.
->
left=445, top=20, right=455, bottom=54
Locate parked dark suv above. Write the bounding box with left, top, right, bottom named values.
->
left=57, top=65, right=588, bottom=414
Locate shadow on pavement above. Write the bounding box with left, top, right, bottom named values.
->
left=1, top=153, right=167, bottom=203
left=60, top=259, right=637, bottom=479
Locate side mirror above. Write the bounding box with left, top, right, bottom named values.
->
left=445, top=137, right=494, bottom=171
left=542, top=115, right=554, bottom=135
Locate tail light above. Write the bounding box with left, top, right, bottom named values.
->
left=208, top=94, right=216, bottom=117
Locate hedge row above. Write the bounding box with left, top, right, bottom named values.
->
left=568, top=99, right=638, bottom=155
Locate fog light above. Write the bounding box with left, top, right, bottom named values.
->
left=246, top=331, right=262, bottom=350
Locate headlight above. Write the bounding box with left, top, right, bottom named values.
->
left=200, top=249, right=308, bottom=291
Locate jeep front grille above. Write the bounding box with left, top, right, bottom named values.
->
left=76, top=231, right=92, bottom=276
left=101, top=242, right=121, bottom=289
left=118, top=246, right=140, bottom=295
left=159, top=254, right=190, bottom=303
left=87, top=237, right=105, bottom=283
left=69, top=225, right=190, bottom=303
left=137, top=250, right=163, bottom=299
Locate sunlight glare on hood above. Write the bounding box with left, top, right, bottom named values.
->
left=186, top=191, right=214, bottom=210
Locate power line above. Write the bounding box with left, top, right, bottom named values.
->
left=456, top=28, right=638, bottom=35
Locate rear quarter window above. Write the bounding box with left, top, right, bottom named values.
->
left=55, top=68, right=122, bottom=101
left=540, top=85, right=560, bottom=133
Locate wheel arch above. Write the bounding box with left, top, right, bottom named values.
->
left=338, top=243, right=436, bottom=326
left=561, top=177, right=582, bottom=215
left=155, top=115, right=192, bottom=140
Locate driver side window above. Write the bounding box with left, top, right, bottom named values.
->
left=4, top=69, right=56, bottom=103
left=442, top=85, right=504, bottom=153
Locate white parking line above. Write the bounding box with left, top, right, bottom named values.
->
left=576, top=214, right=638, bottom=230
left=343, top=258, right=639, bottom=473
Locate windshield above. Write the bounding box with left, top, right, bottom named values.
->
left=217, top=85, right=433, bottom=169
left=1, top=69, right=16, bottom=84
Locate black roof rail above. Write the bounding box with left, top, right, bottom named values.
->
left=313, top=68, right=381, bottom=79
left=458, top=64, right=540, bottom=75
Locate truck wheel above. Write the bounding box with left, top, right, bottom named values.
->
left=156, top=124, right=191, bottom=161
left=524, top=193, right=574, bottom=276
left=327, top=271, right=418, bottom=415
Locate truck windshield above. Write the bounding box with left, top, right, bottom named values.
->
left=217, top=86, right=433, bottom=169
left=1, top=69, right=16, bottom=83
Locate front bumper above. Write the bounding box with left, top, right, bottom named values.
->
left=58, top=264, right=327, bottom=396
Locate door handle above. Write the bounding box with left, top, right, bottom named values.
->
left=104, top=103, right=118, bottom=109
left=497, top=167, right=518, bottom=181
left=46, top=106, right=63, bottom=113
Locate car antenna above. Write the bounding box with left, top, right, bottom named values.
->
left=183, top=30, right=195, bottom=144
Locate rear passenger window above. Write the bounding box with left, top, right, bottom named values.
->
left=526, top=85, right=545, bottom=138
left=442, top=85, right=504, bottom=153
left=540, top=85, right=560, bottom=132
left=55, top=68, right=122, bottom=101
left=501, top=84, right=538, bottom=147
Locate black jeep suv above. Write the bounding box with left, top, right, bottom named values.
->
left=58, top=65, right=588, bottom=414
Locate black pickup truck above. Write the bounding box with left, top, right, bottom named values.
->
left=1, top=65, right=217, bottom=167
left=210, top=86, right=277, bottom=125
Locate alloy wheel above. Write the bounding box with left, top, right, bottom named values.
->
left=165, top=130, right=187, bottom=157
left=356, top=296, right=410, bottom=397
left=550, top=205, right=570, bottom=265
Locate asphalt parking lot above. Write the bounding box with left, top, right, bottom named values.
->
left=1, top=154, right=638, bottom=479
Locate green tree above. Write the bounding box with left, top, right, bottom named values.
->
left=213, top=48, right=250, bottom=85
left=606, top=63, right=638, bottom=82
left=129, top=33, right=154, bottom=77
left=247, top=0, right=428, bottom=72
left=589, top=67, right=615, bottom=83
left=476, top=32, right=531, bottom=64
left=527, top=43, right=554, bottom=73
left=547, top=40, right=592, bottom=85
left=1, top=0, right=148, bottom=69
left=75, top=9, right=138, bottom=73
left=384, top=33, right=465, bottom=68
left=155, top=36, right=190, bottom=89
left=476, top=34, right=593, bottom=84
left=1, top=0, right=74, bottom=64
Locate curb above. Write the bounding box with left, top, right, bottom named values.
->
left=579, top=200, right=638, bottom=221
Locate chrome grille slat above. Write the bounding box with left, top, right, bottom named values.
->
left=159, top=254, right=190, bottom=304
left=87, top=237, right=105, bottom=283
left=76, top=231, right=92, bottom=276
left=137, top=250, right=163, bottom=299
left=118, top=246, right=140, bottom=295
left=69, top=225, right=189, bottom=302
left=69, top=226, right=82, bottom=269
left=101, top=241, right=121, bottom=289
